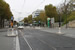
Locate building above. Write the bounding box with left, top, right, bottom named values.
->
left=32, top=9, right=44, bottom=18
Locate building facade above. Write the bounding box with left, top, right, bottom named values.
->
left=32, top=9, right=44, bottom=18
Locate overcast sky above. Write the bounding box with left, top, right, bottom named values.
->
left=4, top=0, right=64, bottom=22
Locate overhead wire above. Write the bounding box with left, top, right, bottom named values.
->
left=13, top=0, right=46, bottom=21
left=21, top=0, right=26, bottom=11
left=12, top=0, right=26, bottom=14
left=12, top=0, right=45, bottom=14
left=30, top=0, right=45, bottom=12
left=17, top=0, right=26, bottom=22
left=21, top=0, right=46, bottom=15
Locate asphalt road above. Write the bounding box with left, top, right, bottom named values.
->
left=18, top=28, right=75, bottom=50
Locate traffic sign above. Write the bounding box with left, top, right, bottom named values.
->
left=39, top=21, right=40, bottom=23
left=11, top=16, right=13, bottom=20
left=51, top=18, right=54, bottom=23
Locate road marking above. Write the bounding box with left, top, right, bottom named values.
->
left=19, top=29, right=56, bottom=50
left=16, top=31, right=20, bottom=50
left=23, top=29, right=56, bottom=50
left=19, top=30, right=32, bottom=50
left=13, top=38, right=16, bottom=49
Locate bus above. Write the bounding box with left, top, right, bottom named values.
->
left=18, top=21, right=24, bottom=29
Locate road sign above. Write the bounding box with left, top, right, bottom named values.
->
left=11, top=16, right=13, bottom=20
left=51, top=18, right=54, bottom=23
left=39, top=21, right=40, bottom=23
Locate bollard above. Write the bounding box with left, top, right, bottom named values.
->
left=58, top=27, right=62, bottom=34
left=7, top=28, right=17, bottom=37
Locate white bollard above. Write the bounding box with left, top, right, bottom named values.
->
left=12, top=28, right=14, bottom=35
left=7, top=29, right=10, bottom=36
left=58, top=27, right=62, bottom=34
left=7, top=28, right=17, bottom=36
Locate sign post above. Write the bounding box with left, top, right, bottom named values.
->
left=7, top=16, right=17, bottom=36
left=11, top=22, right=13, bottom=28
left=51, top=18, right=54, bottom=28
left=11, top=16, right=13, bottom=28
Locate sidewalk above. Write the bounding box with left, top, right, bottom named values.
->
left=38, top=27, right=75, bottom=38
left=0, top=28, right=16, bottom=50
left=25, top=26, right=75, bottom=38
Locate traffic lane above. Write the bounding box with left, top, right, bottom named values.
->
left=19, top=29, right=55, bottom=50
left=26, top=36, right=55, bottom=50
left=18, top=30, right=30, bottom=50
left=22, top=28, right=75, bottom=50
left=36, top=34, right=75, bottom=50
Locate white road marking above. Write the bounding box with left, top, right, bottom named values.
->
left=21, top=29, right=56, bottom=50
left=12, top=37, right=16, bottom=50
left=13, top=38, right=16, bottom=49
left=19, top=29, right=56, bottom=50
left=16, top=31, right=20, bottom=50
left=19, top=30, right=32, bottom=50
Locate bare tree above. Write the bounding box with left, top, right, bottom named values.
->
left=57, top=0, right=75, bottom=28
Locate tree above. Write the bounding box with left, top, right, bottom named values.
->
left=45, top=4, right=58, bottom=22
left=45, top=4, right=57, bottom=17
left=57, top=0, right=75, bottom=27
left=38, top=12, right=47, bottom=24
left=0, top=0, right=13, bottom=28
left=28, top=15, right=32, bottom=23
left=0, top=0, right=12, bottom=19
left=23, top=17, right=28, bottom=23
left=67, top=11, right=75, bottom=22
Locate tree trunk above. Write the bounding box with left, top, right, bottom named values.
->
left=0, top=17, right=1, bottom=28
left=2, top=19, right=4, bottom=28
left=0, top=17, right=2, bottom=28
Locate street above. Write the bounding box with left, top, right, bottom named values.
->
left=0, top=0, right=75, bottom=50
left=18, top=28, right=75, bottom=50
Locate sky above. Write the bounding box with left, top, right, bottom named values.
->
left=4, top=0, right=64, bottom=22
